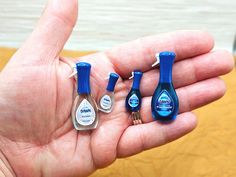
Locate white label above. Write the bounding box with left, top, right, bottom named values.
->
left=128, top=93, right=139, bottom=108
left=100, top=95, right=112, bottom=110
left=76, top=99, right=96, bottom=126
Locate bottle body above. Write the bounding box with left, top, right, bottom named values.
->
left=99, top=91, right=114, bottom=113
left=72, top=94, right=99, bottom=130
left=125, top=89, right=142, bottom=112
left=151, top=82, right=179, bottom=122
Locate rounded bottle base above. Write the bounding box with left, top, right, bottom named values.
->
left=152, top=111, right=177, bottom=122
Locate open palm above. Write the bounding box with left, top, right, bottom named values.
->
left=0, top=0, right=234, bottom=177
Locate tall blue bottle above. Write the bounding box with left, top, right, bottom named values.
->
left=151, top=51, right=179, bottom=122
left=125, top=71, right=143, bottom=112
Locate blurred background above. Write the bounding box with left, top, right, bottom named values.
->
left=0, top=0, right=236, bottom=177
left=0, top=0, right=236, bottom=50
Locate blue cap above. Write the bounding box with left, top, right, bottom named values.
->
left=159, top=51, right=176, bottom=83
left=132, top=70, right=143, bottom=90
left=76, top=62, right=91, bottom=94
left=106, top=73, right=119, bottom=92
left=159, top=51, right=176, bottom=60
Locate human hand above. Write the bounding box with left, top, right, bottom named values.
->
left=0, top=0, right=234, bottom=177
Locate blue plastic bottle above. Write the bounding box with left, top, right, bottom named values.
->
left=125, top=70, right=143, bottom=112
left=151, top=51, right=179, bottom=122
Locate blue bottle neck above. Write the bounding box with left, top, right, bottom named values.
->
left=106, top=73, right=119, bottom=92
left=159, top=57, right=174, bottom=83
left=131, top=71, right=143, bottom=90
left=76, top=62, right=91, bottom=94
left=132, top=76, right=142, bottom=90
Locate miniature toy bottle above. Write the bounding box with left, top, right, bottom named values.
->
left=72, top=62, right=99, bottom=130
left=99, top=73, right=119, bottom=113
left=125, top=70, right=143, bottom=124
left=151, top=51, right=179, bottom=122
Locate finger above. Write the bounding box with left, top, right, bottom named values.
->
left=90, top=114, right=130, bottom=168
left=125, top=50, right=234, bottom=97
left=140, top=77, right=226, bottom=123
left=106, top=30, right=214, bottom=78
left=117, top=112, right=197, bottom=157
left=12, top=0, right=78, bottom=63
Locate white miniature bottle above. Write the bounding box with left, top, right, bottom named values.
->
left=99, top=73, right=119, bottom=113
left=71, top=62, right=99, bottom=130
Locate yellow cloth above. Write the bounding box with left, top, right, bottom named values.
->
left=1, top=48, right=236, bottom=177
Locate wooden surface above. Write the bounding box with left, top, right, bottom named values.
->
left=0, top=47, right=93, bottom=70
left=0, top=0, right=236, bottom=51
left=1, top=48, right=236, bottom=177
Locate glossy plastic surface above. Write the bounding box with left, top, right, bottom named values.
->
left=99, top=91, right=114, bottom=113
left=151, top=51, right=179, bottom=122
left=106, top=73, right=119, bottom=92
left=76, top=62, right=91, bottom=94
left=132, top=70, right=143, bottom=90
left=126, top=89, right=142, bottom=112
left=72, top=94, right=99, bottom=130
left=126, top=71, right=143, bottom=112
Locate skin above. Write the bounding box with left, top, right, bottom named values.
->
left=0, top=0, right=234, bottom=176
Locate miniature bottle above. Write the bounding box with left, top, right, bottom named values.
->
left=99, top=73, right=119, bottom=113
left=125, top=70, right=143, bottom=124
left=71, top=62, right=99, bottom=130
left=151, top=51, right=179, bottom=122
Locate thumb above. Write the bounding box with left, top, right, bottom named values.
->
left=9, top=0, right=78, bottom=65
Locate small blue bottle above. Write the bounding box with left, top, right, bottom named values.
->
left=151, top=51, right=179, bottom=122
left=99, top=73, right=119, bottom=113
left=125, top=70, right=143, bottom=112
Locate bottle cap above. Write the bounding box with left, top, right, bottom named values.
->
left=76, top=62, right=91, bottom=94
left=132, top=70, right=143, bottom=89
left=106, top=73, right=119, bottom=92
left=159, top=51, right=176, bottom=60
